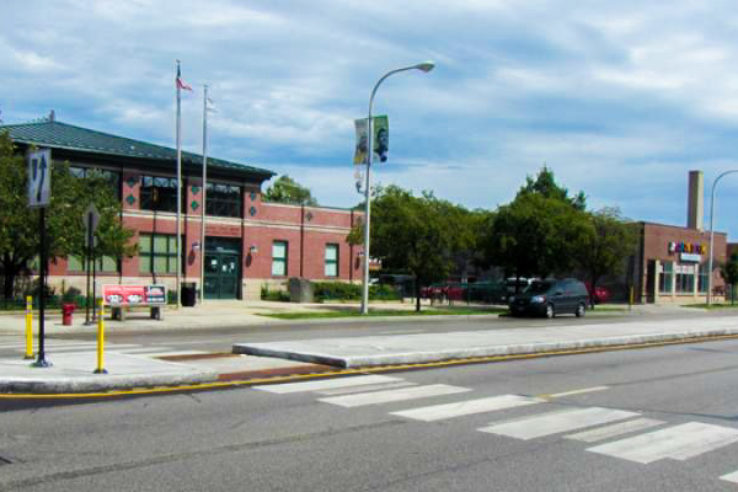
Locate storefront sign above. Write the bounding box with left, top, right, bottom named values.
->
left=668, top=241, right=706, bottom=255
left=680, top=253, right=702, bottom=263
left=102, top=284, right=167, bottom=306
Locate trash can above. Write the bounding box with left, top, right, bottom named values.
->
left=181, top=282, right=197, bottom=307
left=62, top=303, right=76, bottom=325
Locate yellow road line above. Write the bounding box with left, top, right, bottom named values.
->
left=3, top=333, right=738, bottom=400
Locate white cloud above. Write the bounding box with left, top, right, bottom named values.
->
left=6, top=0, right=738, bottom=237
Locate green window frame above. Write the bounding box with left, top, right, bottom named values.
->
left=658, top=261, right=673, bottom=293
left=698, top=264, right=709, bottom=293
left=68, top=255, right=118, bottom=273
left=139, top=233, right=183, bottom=274
left=140, top=175, right=183, bottom=212
left=272, top=241, right=288, bottom=277
left=206, top=182, right=243, bottom=218
left=324, top=244, right=339, bottom=277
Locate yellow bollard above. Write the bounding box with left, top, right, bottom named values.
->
left=629, top=286, right=634, bottom=311
left=24, top=296, right=33, bottom=360
left=94, top=298, right=108, bottom=374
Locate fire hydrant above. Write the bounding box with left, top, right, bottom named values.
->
left=62, top=304, right=76, bottom=326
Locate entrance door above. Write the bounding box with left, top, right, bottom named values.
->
left=204, top=238, right=241, bottom=299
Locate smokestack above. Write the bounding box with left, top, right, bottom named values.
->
left=687, top=170, right=704, bottom=231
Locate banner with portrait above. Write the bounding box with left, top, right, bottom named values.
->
left=353, top=115, right=390, bottom=165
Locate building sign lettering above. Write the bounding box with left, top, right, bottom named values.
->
left=668, top=241, right=706, bottom=255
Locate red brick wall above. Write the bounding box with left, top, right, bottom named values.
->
left=45, top=167, right=364, bottom=298
left=639, top=222, right=727, bottom=300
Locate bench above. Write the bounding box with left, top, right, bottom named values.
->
left=103, top=284, right=167, bottom=322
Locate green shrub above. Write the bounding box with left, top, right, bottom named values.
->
left=312, top=282, right=402, bottom=302
left=261, top=284, right=290, bottom=302
left=370, top=284, right=402, bottom=301
left=313, top=282, right=361, bottom=301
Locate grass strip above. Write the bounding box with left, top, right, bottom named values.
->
left=257, top=307, right=507, bottom=320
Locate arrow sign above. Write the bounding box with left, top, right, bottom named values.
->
left=27, top=149, right=52, bottom=208
left=82, top=203, right=101, bottom=246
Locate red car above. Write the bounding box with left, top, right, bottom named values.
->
left=585, top=283, right=611, bottom=304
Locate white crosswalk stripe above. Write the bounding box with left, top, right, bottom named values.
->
left=316, top=381, right=416, bottom=396
left=391, top=394, right=544, bottom=422
left=120, top=350, right=206, bottom=358
left=720, top=470, right=738, bottom=484
left=114, top=347, right=176, bottom=354
left=565, top=418, right=664, bottom=443
left=253, top=375, right=402, bottom=394
left=319, top=384, right=471, bottom=408
left=587, top=422, right=738, bottom=464
left=479, top=407, right=639, bottom=440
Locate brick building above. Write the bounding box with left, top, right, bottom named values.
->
left=630, top=171, right=727, bottom=304
left=2, top=117, right=362, bottom=301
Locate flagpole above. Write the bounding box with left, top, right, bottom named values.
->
left=200, top=84, right=208, bottom=304
left=175, top=60, right=182, bottom=310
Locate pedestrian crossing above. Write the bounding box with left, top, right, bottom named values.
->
left=254, top=374, right=738, bottom=484
left=0, top=339, right=204, bottom=359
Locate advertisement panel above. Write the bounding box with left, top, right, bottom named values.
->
left=102, top=284, right=167, bottom=306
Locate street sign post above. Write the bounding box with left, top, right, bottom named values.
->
left=27, top=149, right=52, bottom=367
left=82, top=204, right=100, bottom=324
left=27, top=149, right=51, bottom=208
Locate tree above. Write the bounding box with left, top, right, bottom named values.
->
left=721, top=252, right=738, bottom=305
left=485, top=193, right=589, bottom=285
left=576, top=208, right=638, bottom=308
left=0, top=131, right=136, bottom=299
left=482, top=167, right=591, bottom=289
left=518, top=165, right=586, bottom=211
left=352, top=185, right=467, bottom=312
left=263, top=175, right=318, bottom=206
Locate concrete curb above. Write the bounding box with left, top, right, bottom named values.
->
left=0, top=369, right=219, bottom=394
left=233, top=328, right=738, bottom=368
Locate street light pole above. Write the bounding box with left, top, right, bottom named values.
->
left=360, top=61, right=435, bottom=315
left=707, top=170, right=738, bottom=305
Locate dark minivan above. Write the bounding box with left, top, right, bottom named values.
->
left=508, top=278, right=588, bottom=318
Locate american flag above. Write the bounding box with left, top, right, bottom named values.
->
left=176, top=65, right=192, bottom=91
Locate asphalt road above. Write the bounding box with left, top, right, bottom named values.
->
left=3, top=336, right=738, bottom=491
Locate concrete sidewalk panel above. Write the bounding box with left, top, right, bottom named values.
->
left=233, top=318, right=738, bottom=368
left=0, top=352, right=218, bottom=393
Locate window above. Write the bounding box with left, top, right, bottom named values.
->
left=140, top=175, right=182, bottom=212
left=675, top=264, right=695, bottom=294
left=272, top=241, right=288, bottom=276
left=70, top=166, right=121, bottom=198
left=206, top=182, right=242, bottom=218
left=658, top=261, right=673, bottom=293
left=325, top=244, right=339, bottom=277
left=698, top=264, right=709, bottom=293
left=139, top=233, right=182, bottom=274
left=68, top=255, right=118, bottom=273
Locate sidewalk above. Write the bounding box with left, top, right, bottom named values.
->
left=0, top=301, right=726, bottom=395
left=234, top=315, right=738, bottom=368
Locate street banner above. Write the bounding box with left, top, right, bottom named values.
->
left=372, top=115, right=389, bottom=163
left=353, top=118, right=368, bottom=165
left=27, top=149, right=51, bottom=208
left=353, top=115, right=390, bottom=165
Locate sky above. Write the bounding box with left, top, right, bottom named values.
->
left=3, top=1, right=738, bottom=237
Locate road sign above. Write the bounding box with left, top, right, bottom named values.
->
left=27, top=149, right=51, bottom=208
left=82, top=203, right=101, bottom=242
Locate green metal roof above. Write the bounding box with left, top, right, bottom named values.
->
left=0, top=119, right=274, bottom=179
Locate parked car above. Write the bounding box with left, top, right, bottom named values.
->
left=585, top=283, right=612, bottom=304
left=508, top=278, right=589, bottom=318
